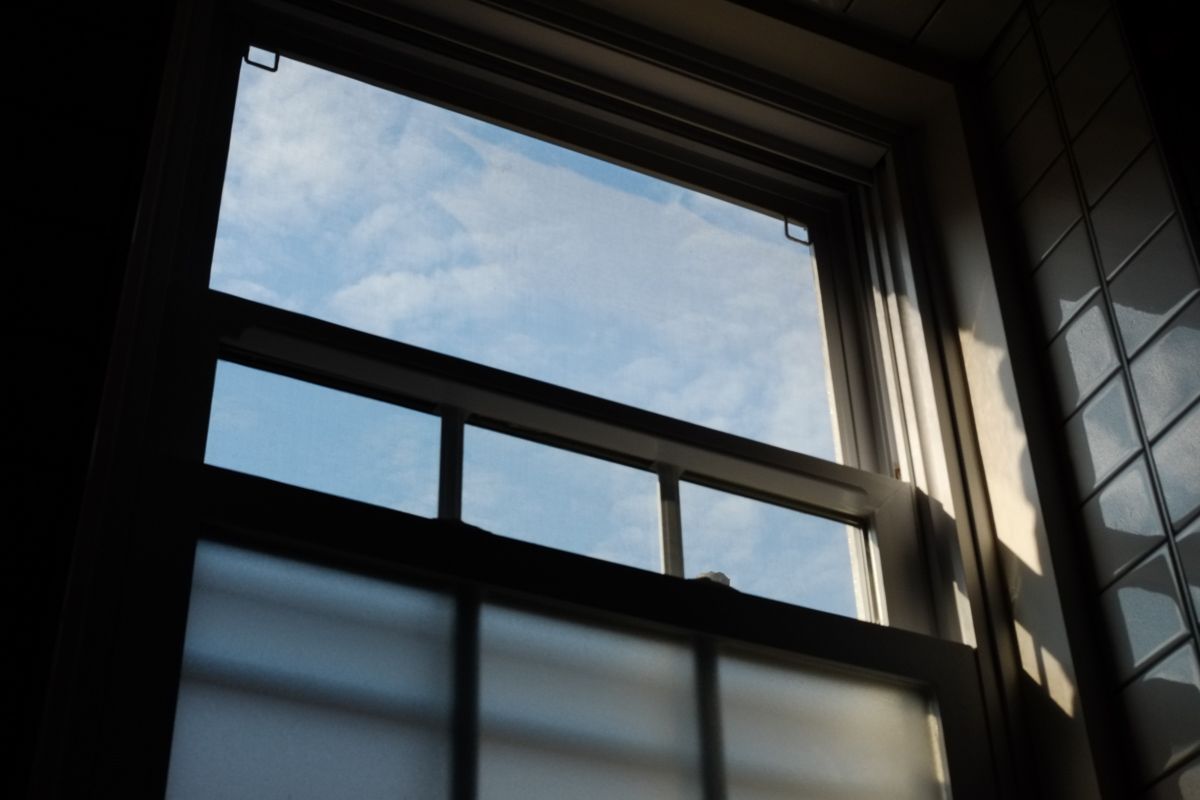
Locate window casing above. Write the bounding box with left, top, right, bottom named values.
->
left=44, top=0, right=999, bottom=797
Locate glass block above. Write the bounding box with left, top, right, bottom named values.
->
left=1040, top=0, right=1111, bottom=74
left=720, top=650, right=948, bottom=800
left=1003, top=91, right=1062, bottom=202
left=1056, top=12, right=1129, bottom=137
left=1064, top=376, right=1141, bottom=496
left=1099, top=548, right=1188, bottom=682
left=1122, top=644, right=1200, bottom=782
left=1178, top=521, right=1200, bottom=621
left=1093, top=149, right=1175, bottom=276
left=164, top=543, right=455, bottom=800
left=1018, top=155, right=1081, bottom=267
left=209, top=55, right=837, bottom=458
left=463, top=426, right=661, bottom=571
left=984, top=11, right=1030, bottom=79
left=478, top=605, right=700, bottom=800
left=1033, top=221, right=1098, bottom=338
left=989, top=32, right=1045, bottom=137
left=1082, top=457, right=1165, bottom=586
left=1153, top=397, right=1200, bottom=527
left=1144, top=755, right=1200, bottom=800
left=1110, top=220, right=1199, bottom=355
left=1048, top=297, right=1118, bottom=415
left=206, top=361, right=440, bottom=514
left=1131, top=298, right=1200, bottom=437
left=1073, top=75, right=1152, bottom=205
left=679, top=481, right=859, bottom=618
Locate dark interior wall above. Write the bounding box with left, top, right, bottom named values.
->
left=977, top=0, right=1200, bottom=796
left=7, top=3, right=175, bottom=797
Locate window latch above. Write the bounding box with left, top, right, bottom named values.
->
left=244, top=45, right=280, bottom=73
left=784, top=218, right=810, bottom=245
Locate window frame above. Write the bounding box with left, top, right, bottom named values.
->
left=34, top=0, right=999, bottom=797
left=185, top=0, right=939, bottom=632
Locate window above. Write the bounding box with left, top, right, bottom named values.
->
left=211, top=53, right=838, bottom=458
left=84, top=1, right=998, bottom=797
left=205, top=50, right=867, bottom=614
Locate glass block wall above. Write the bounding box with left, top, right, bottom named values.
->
left=985, top=1, right=1200, bottom=795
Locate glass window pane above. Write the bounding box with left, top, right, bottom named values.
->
left=679, top=481, right=860, bottom=617
left=719, top=651, right=948, bottom=800
left=463, top=426, right=661, bottom=571
left=211, top=55, right=837, bottom=458
left=164, top=542, right=455, bottom=800
left=478, top=605, right=701, bottom=800
left=206, top=361, right=440, bottom=515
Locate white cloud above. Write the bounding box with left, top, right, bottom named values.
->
left=328, top=261, right=515, bottom=337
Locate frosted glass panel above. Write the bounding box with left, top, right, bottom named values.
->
left=210, top=55, right=836, bottom=458
left=463, top=426, right=661, bottom=571
left=720, top=652, right=946, bottom=800
left=680, top=482, right=859, bottom=617
left=165, top=543, right=454, bottom=800
left=478, top=606, right=701, bottom=800
left=206, top=361, right=440, bottom=515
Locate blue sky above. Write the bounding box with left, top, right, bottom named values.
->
left=204, top=56, right=858, bottom=618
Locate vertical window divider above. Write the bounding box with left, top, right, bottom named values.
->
left=440, top=407, right=466, bottom=522
left=695, top=636, right=727, bottom=800
left=451, top=587, right=480, bottom=800
left=657, top=464, right=685, bottom=577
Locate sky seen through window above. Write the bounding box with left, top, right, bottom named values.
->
left=204, top=55, right=858, bottom=617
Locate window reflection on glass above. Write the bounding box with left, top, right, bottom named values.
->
left=679, top=481, right=859, bottom=618
left=205, top=361, right=440, bottom=515
left=463, top=426, right=661, bottom=572
left=210, top=55, right=837, bottom=459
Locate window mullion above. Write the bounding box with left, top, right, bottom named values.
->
left=451, top=587, right=480, bottom=800
left=440, top=407, right=466, bottom=522
left=695, top=636, right=727, bottom=800
left=658, top=464, right=685, bottom=577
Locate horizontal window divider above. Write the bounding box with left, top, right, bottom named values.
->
left=211, top=290, right=907, bottom=523
left=187, top=461, right=979, bottom=694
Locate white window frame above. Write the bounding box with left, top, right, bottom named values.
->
left=32, top=0, right=1004, bottom=797
left=192, top=0, right=940, bottom=634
